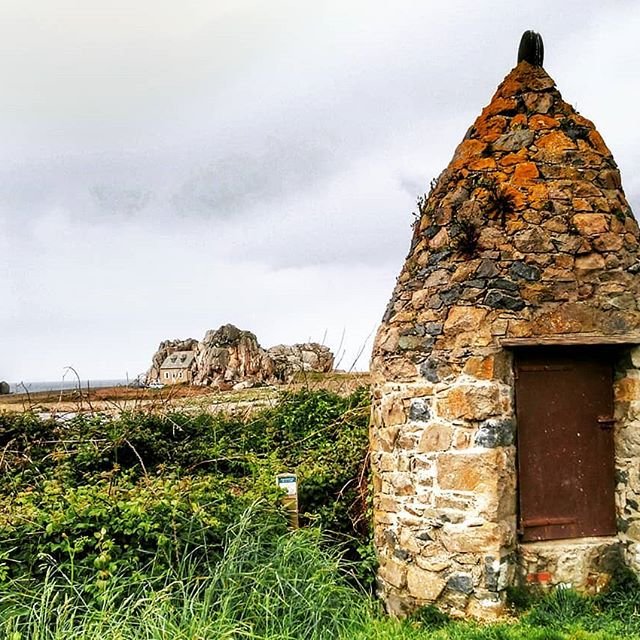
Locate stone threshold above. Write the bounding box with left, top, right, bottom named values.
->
left=518, top=535, right=619, bottom=551
left=517, top=536, right=622, bottom=591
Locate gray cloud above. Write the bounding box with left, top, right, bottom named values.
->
left=171, top=141, right=334, bottom=217
left=91, top=185, right=151, bottom=216
left=2, top=1, right=640, bottom=380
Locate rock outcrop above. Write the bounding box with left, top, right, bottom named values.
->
left=0, top=381, right=10, bottom=395
left=267, top=343, right=334, bottom=382
left=193, top=324, right=275, bottom=387
left=147, top=324, right=333, bottom=387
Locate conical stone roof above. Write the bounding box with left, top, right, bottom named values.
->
left=372, top=59, right=640, bottom=383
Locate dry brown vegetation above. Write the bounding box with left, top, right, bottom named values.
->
left=0, top=371, right=371, bottom=415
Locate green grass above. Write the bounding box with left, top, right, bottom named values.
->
left=0, top=508, right=371, bottom=640
left=1, top=509, right=640, bottom=639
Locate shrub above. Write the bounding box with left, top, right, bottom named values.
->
left=0, top=388, right=371, bottom=586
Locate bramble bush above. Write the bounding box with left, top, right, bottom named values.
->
left=0, top=388, right=371, bottom=589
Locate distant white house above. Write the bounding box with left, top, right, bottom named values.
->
left=158, top=351, right=195, bottom=385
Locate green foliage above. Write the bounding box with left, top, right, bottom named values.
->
left=452, top=219, right=480, bottom=257
left=3, top=388, right=640, bottom=638
left=0, top=388, right=371, bottom=588
left=506, top=585, right=536, bottom=613
left=511, top=578, right=640, bottom=639
left=2, top=525, right=640, bottom=640
left=409, top=604, right=450, bottom=629
left=524, top=588, right=596, bottom=628
left=590, top=567, right=640, bottom=636
left=0, top=508, right=373, bottom=640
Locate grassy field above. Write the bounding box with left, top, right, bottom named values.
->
left=3, top=515, right=640, bottom=639
left=1, top=381, right=639, bottom=639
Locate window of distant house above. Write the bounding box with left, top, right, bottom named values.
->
left=165, top=372, right=169, bottom=379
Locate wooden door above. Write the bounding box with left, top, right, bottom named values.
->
left=515, top=347, right=616, bottom=542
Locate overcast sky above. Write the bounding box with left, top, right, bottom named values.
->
left=2, top=0, right=639, bottom=382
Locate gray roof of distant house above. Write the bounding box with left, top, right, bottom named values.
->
left=160, top=351, right=195, bottom=369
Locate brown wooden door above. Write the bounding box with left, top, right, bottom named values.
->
left=515, top=347, right=616, bottom=542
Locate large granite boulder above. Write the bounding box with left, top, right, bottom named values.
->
left=148, top=324, right=334, bottom=388
left=267, top=343, right=334, bottom=382
left=193, top=324, right=275, bottom=387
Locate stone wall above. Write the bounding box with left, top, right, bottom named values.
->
left=615, top=347, right=640, bottom=573
left=373, top=343, right=640, bottom=616
left=371, top=353, right=517, bottom=617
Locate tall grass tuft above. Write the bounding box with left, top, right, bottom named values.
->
left=0, top=506, right=373, bottom=640
left=3, top=519, right=640, bottom=640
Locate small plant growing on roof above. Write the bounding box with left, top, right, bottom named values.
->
left=485, top=179, right=518, bottom=227
left=560, top=118, right=590, bottom=142
left=451, top=218, right=480, bottom=257
left=414, top=192, right=431, bottom=222
left=612, top=207, right=627, bottom=224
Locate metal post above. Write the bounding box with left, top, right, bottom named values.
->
left=276, top=472, right=299, bottom=528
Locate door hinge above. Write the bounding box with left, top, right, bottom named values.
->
left=521, top=516, right=577, bottom=529
left=597, top=416, right=616, bottom=430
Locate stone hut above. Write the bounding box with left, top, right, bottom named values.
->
left=370, top=31, right=640, bottom=619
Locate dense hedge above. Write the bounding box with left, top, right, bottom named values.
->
left=0, top=388, right=371, bottom=587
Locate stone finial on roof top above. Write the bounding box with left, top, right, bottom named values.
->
left=517, top=30, right=544, bottom=67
